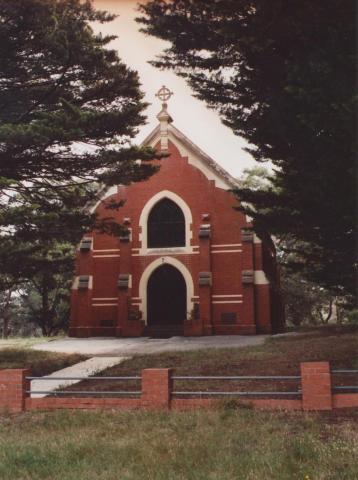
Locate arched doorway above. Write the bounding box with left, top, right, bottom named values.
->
left=147, top=264, right=187, bottom=331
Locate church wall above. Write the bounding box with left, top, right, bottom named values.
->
left=92, top=258, right=119, bottom=298
left=93, top=232, right=119, bottom=251
left=70, top=138, right=281, bottom=336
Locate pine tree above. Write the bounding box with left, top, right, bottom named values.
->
left=0, top=0, right=158, bottom=281
left=138, top=0, right=356, bottom=300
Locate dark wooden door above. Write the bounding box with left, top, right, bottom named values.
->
left=147, top=264, right=186, bottom=326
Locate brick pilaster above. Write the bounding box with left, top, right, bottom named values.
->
left=117, top=234, right=132, bottom=336
left=254, top=284, right=272, bottom=334
left=199, top=235, right=212, bottom=335
left=241, top=238, right=255, bottom=330
left=74, top=241, right=94, bottom=336
left=75, top=286, right=93, bottom=337
left=301, top=362, right=332, bottom=411
left=253, top=242, right=263, bottom=270
left=0, top=369, right=30, bottom=413
left=141, top=369, right=172, bottom=409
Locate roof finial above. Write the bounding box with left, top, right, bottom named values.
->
left=156, top=86, right=173, bottom=151
left=156, top=85, right=173, bottom=104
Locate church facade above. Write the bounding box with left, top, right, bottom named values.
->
left=69, top=90, right=284, bottom=337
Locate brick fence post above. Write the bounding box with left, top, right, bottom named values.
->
left=0, top=369, right=30, bottom=413
left=141, top=368, right=172, bottom=409
left=300, top=362, right=332, bottom=411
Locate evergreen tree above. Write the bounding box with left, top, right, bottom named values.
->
left=19, top=242, right=74, bottom=336
left=138, top=0, right=356, bottom=300
left=240, top=166, right=337, bottom=326
left=0, top=0, right=158, bottom=280
left=0, top=236, right=75, bottom=337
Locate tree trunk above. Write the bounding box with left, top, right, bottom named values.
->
left=322, top=299, right=333, bottom=324
left=336, top=302, right=342, bottom=324
left=40, top=276, right=51, bottom=336
left=2, top=289, right=13, bottom=339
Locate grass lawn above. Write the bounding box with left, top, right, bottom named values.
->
left=0, top=408, right=357, bottom=480
left=64, top=325, right=358, bottom=395
left=0, top=336, right=63, bottom=349
left=0, top=348, right=88, bottom=377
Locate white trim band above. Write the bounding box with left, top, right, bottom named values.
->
left=212, top=300, right=243, bottom=304
left=254, top=270, right=270, bottom=285
left=211, top=250, right=242, bottom=254
left=211, top=244, right=242, bottom=247
left=92, top=249, right=120, bottom=253
left=212, top=294, right=243, bottom=298
left=253, top=234, right=262, bottom=244
left=92, top=297, right=118, bottom=301
left=132, top=250, right=199, bottom=257
left=92, top=303, right=117, bottom=307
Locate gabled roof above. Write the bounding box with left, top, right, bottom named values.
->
left=141, top=123, right=239, bottom=190
left=91, top=109, right=240, bottom=212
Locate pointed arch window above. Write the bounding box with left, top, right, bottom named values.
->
left=148, top=198, right=185, bottom=248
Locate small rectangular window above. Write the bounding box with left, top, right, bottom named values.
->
left=199, top=272, right=212, bottom=286
left=78, top=275, right=90, bottom=290
left=242, top=270, right=254, bottom=284
left=79, top=238, right=92, bottom=251
left=118, top=274, right=130, bottom=289
left=241, top=228, right=254, bottom=242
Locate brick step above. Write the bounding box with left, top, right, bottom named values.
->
left=144, top=324, right=184, bottom=338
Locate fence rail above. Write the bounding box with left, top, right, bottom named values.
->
left=27, top=376, right=141, bottom=381
left=331, top=370, right=358, bottom=374
left=172, top=391, right=301, bottom=396
left=27, top=375, right=141, bottom=397
left=332, top=386, right=358, bottom=391
left=1, top=362, right=357, bottom=413
left=27, top=370, right=357, bottom=398
left=331, top=369, right=358, bottom=393
left=28, top=390, right=142, bottom=396
left=172, top=375, right=301, bottom=380
left=172, top=374, right=301, bottom=397
left=28, top=373, right=302, bottom=398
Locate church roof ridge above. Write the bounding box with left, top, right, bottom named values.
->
left=170, top=124, right=239, bottom=188
left=141, top=122, right=239, bottom=189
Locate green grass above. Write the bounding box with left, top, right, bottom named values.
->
left=0, top=336, right=64, bottom=349
left=0, top=408, right=357, bottom=480
left=0, top=348, right=88, bottom=377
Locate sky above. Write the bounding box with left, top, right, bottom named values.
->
left=93, top=0, right=256, bottom=177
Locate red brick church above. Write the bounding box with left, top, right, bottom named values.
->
left=69, top=87, right=284, bottom=337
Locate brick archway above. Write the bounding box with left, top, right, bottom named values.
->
left=139, top=256, right=194, bottom=324
left=147, top=264, right=186, bottom=326
left=138, top=190, right=193, bottom=254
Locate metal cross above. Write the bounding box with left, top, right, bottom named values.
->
left=156, top=85, right=173, bottom=102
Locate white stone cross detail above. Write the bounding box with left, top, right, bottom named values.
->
left=156, top=85, right=173, bottom=103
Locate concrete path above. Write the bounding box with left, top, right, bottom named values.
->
left=32, top=335, right=267, bottom=357
left=30, top=356, right=127, bottom=398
